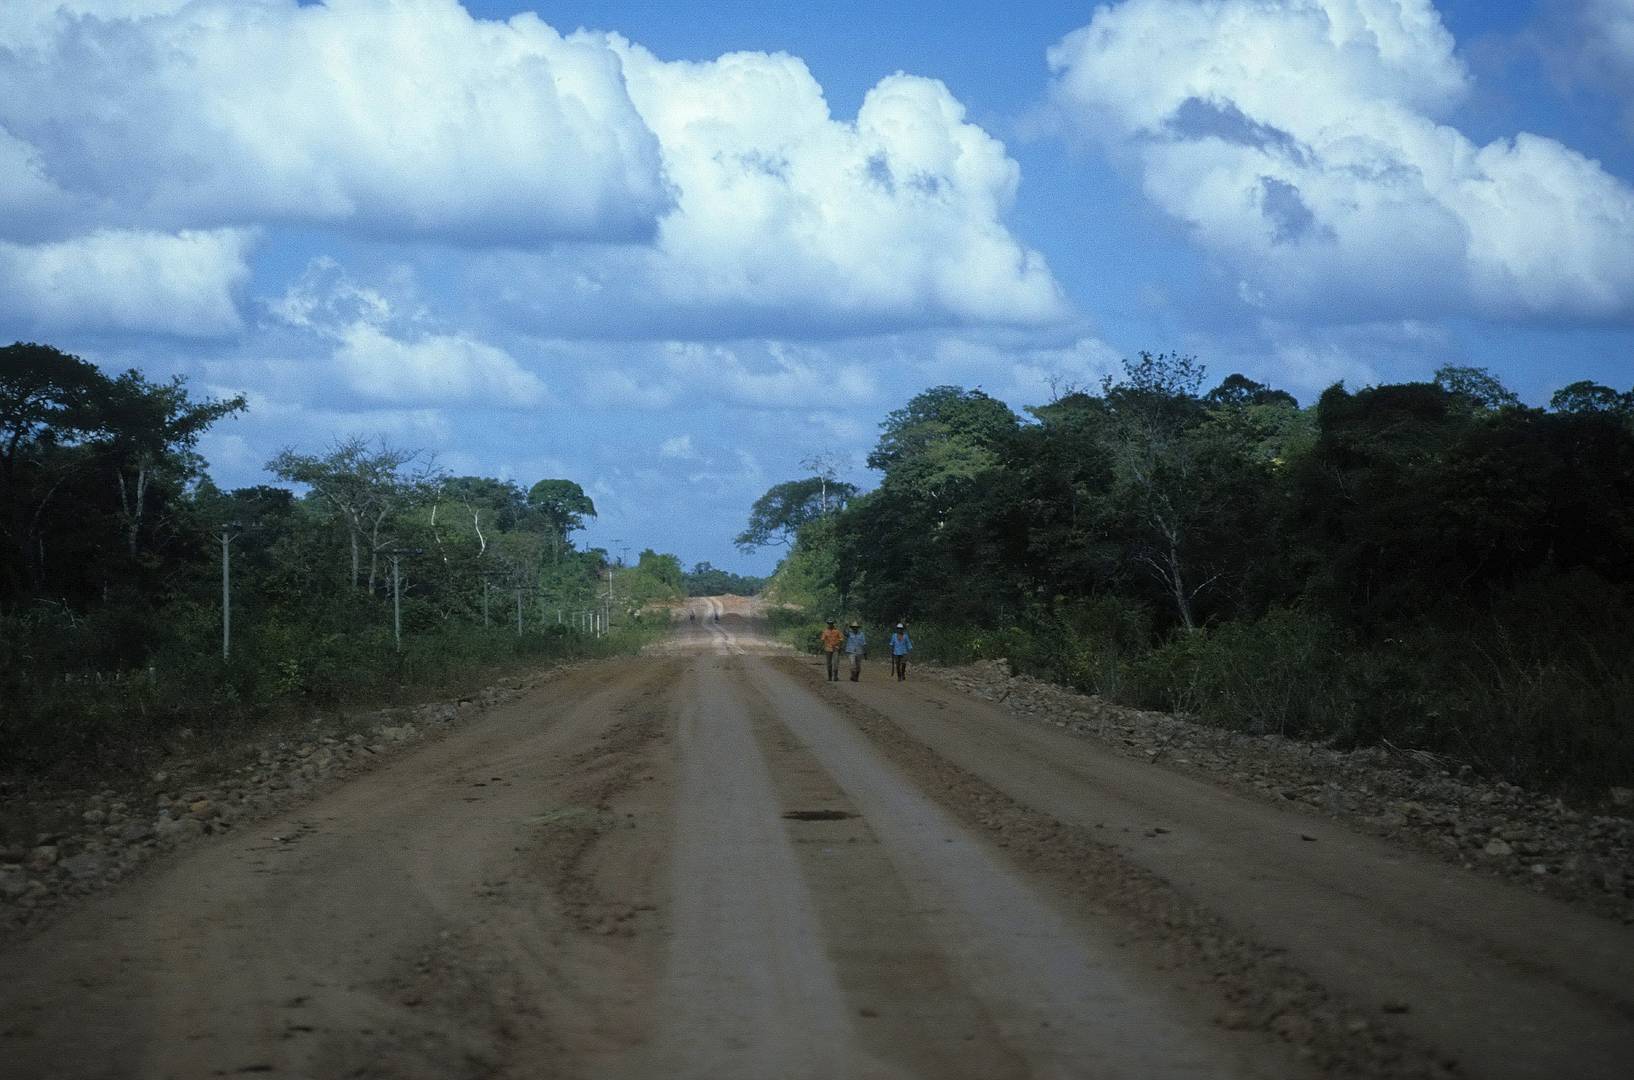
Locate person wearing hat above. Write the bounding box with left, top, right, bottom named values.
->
left=819, top=618, right=845, bottom=681
left=843, top=620, right=867, bottom=682
left=888, top=622, right=913, bottom=681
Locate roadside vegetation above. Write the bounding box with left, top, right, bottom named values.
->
left=755, top=355, right=1634, bottom=797
left=1, top=342, right=684, bottom=779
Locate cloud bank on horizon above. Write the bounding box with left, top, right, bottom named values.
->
left=1, top=0, right=1630, bottom=569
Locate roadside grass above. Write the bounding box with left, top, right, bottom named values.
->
left=0, top=605, right=664, bottom=785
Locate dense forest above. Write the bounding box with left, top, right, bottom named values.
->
left=0, top=342, right=686, bottom=774
left=765, top=354, right=1634, bottom=794
left=683, top=563, right=767, bottom=597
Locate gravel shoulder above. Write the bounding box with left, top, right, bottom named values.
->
left=922, top=659, right=1634, bottom=923
left=0, top=661, right=606, bottom=943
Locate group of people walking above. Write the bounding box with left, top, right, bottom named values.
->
left=819, top=618, right=912, bottom=682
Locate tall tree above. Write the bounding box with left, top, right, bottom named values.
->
left=267, top=438, right=428, bottom=591
left=736, top=476, right=858, bottom=552
left=1099, top=353, right=1214, bottom=630
left=867, top=385, right=1017, bottom=474
left=1549, top=380, right=1633, bottom=419
left=1433, top=364, right=1521, bottom=412
left=0, top=343, right=243, bottom=599
left=0, top=343, right=110, bottom=599
left=98, top=370, right=246, bottom=559
left=431, top=476, right=526, bottom=559
left=1204, top=373, right=1298, bottom=409
left=868, top=386, right=1018, bottom=535
left=526, top=478, right=596, bottom=562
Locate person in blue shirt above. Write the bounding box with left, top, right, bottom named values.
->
left=844, top=621, right=867, bottom=682
left=889, top=623, right=912, bottom=681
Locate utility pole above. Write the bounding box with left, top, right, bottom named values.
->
left=219, top=522, right=243, bottom=661
left=607, top=539, right=623, bottom=629
left=515, top=586, right=523, bottom=636
left=387, top=547, right=424, bottom=652
left=480, top=570, right=508, bottom=628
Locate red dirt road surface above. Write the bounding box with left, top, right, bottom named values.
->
left=2, top=615, right=1631, bottom=1079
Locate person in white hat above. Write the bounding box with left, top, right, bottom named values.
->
left=888, top=622, right=913, bottom=681
left=844, top=620, right=867, bottom=682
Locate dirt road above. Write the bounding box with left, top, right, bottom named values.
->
left=3, top=618, right=1631, bottom=1079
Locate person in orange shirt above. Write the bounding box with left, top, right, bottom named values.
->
left=818, top=618, right=845, bottom=681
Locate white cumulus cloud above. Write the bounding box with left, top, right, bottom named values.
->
left=483, top=41, right=1070, bottom=338
left=0, top=228, right=251, bottom=337
left=334, top=324, right=547, bottom=408
left=1047, top=0, right=1634, bottom=323
left=2, top=2, right=1069, bottom=345
left=570, top=338, right=879, bottom=413
left=615, top=41, right=1065, bottom=327
left=658, top=341, right=879, bottom=408
left=930, top=334, right=1125, bottom=404
left=269, top=257, right=547, bottom=407
left=0, top=0, right=667, bottom=242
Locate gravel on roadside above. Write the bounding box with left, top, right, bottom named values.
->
left=922, top=659, right=1634, bottom=925
left=0, top=661, right=597, bottom=943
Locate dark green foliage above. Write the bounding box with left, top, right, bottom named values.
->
left=0, top=341, right=684, bottom=780
left=0, top=342, right=245, bottom=606
left=866, top=385, right=1018, bottom=473
left=1549, top=380, right=1633, bottom=418
left=763, top=358, right=1634, bottom=795
left=683, top=562, right=766, bottom=596
left=527, top=478, right=595, bottom=536
left=0, top=606, right=654, bottom=777
left=1433, top=363, right=1522, bottom=412
left=735, top=475, right=859, bottom=552
left=1205, top=373, right=1298, bottom=409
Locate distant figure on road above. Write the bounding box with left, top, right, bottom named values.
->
left=819, top=618, right=845, bottom=681
left=889, top=623, right=912, bottom=681
left=844, top=621, right=867, bottom=682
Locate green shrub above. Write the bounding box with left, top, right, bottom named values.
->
left=0, top=599, right=663, bottom=779
left=1392, top=573, right=1634, bottom=792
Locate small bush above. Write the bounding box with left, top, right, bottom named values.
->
left=1120, top=610, right=1354, bottom=738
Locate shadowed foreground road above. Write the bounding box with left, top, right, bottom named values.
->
left=2, top=616, right=1631, bottom=1078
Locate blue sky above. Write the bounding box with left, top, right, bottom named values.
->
left=3, top=1, right=1632, bottom=574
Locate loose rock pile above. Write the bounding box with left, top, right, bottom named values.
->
left=0, top=667, right=578, bottom=941
left=926, top=659, right=1634, bottom=923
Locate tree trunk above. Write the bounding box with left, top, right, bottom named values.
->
left=114, top=462, right=150, bottom=559
left=367, top=507, right=389, bottom=594
left=129, top=463, right=148, bottom=558
left=1168, top=538, right=1195, bottom=631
